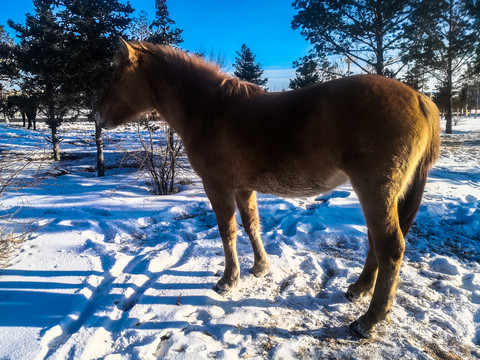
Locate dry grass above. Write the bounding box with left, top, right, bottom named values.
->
left=0, top=144, right=47, bottom=267
left=0, top=225, right=25, bottom=268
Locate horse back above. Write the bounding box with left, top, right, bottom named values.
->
left=189, top=74, right=439, bottom=197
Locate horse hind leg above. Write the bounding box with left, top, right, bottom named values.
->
left=235, top=190, right=270, bottom=277
left=349, top=182, right=406, bottom=338
left=346, top=230, right=378, bottom=302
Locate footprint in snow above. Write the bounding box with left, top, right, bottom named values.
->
left=429, top=257, right=461, bottom=276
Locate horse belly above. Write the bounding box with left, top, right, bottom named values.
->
left=252, top=169, right=348, bottom=198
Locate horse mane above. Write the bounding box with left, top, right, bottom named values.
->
left=127, top=41, right=265, bottom=99
left=219, top=78, right=264, bottom=98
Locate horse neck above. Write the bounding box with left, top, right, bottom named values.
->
left=143, top=56, right=223, bottom=140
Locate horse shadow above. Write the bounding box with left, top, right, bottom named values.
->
left=0, top=263, right=356, bottom=344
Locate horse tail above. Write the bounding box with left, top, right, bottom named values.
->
left=398, top=95, right=441, bottom=237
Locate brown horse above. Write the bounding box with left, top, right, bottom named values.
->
left=97, top=39, right=440, bottom=338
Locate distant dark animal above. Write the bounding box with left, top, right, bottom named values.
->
left=7, top=95, right=38, bottom=130
left=97, top=39, right=441, bottom=338
left=0, top=98, right=14, bottom=122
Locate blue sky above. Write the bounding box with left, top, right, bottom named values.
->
left=0, top=0, right=311, bottom=90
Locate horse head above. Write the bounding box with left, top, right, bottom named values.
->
left=97, top=38, right=154, bottom=129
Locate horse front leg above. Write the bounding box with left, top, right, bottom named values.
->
left=235, top=190, right=270, bottom=277
left=203, top=180, right=240, bottom=295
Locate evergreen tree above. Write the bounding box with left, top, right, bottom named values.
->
left=233, top=44, right=268, bottom=87
left=468, top=0, right=480, bottom=79
left=289, top=55, right=340, bottom=89
left=292, top=0, right=420, bottom=76
left=148, top=0, right=183, bottom=46
left=8, top=0, right=72, bottom=161
left=0, top=25, right=12, bottom=45
left=290, top=56, right=320, bottom=89
left=405, top=0, right=476, bottom=133
left=60, top=0, right=133, bottom=176
left=0, top=25, right=16, bottom=90
left=0, top=25, right=16, bottom=119
left=130, top=10, right=152, bottom=41
left=402, top=62, right=429, bottom=92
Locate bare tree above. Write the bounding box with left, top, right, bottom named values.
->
left=132, top=114, right=184, bottom=195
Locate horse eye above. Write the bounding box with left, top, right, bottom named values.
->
left=113, top=75, right=122, bottom=81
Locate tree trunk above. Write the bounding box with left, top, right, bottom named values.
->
left=51, top=121, right=61, bottom=161
left=374, top=5, right=384, bottom=75
left=375, top=42, right=384, bottom=75
left=166, top=126, right=175, bottom=194
left=48, top=103, right=61, bottom=161
left=445, top=0, right=454, bottom=134
left=445, top=81, right=453, bottom=134
left=94, top=114, right=105, bottom=177
left=476, top=86, right=479, bottom=118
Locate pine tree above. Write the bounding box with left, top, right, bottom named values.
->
left=405, top=0, right=476, bottom=133
left=0, top=25, right=16, bottom=120
left=473, top=1, right=480, bottom=73
left=0, top=25, right=12, bottom=44
left=402, top=62, right=429, bottom=92
left=60, top=0, right=133, bottom=176
left=289, top=55, right=340, bottom=89
left=290, top=57, right=319, bottom=89
left=8, top=0, right=72, bottom=161
left=148, top=0, right=183, bottom=46
left=0, top=25, right=16, bottom=90
left=130, top=10, right=152, bottom=41
left=233, top=44, right=268, bottom=87
left=292, top=0, right=419, bottom=77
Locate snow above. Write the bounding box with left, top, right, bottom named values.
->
left=0, top=116, right=479, bottom=359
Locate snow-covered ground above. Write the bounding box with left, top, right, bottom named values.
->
left=0, top=116, right=479, bottom=360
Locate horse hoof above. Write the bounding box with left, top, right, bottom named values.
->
left=213, top=278, right=237, bottom=296
left=345, top=287, right=362, bottom=302
left=213, top=284, right=231, bottom=296
left=349, top=320, right=373, bottom=339
left=249, top=263, right=270, bottom=278
left=345, top=285, right=372, bottom=303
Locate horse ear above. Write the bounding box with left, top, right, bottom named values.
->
left=118, top=37, right=137, bottom=63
